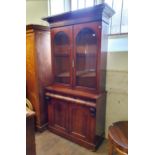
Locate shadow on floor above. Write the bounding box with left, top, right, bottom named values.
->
left=35, top=130, right=108, bottom=155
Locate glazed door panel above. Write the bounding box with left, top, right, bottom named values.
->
left=69, top=103, right=96, bottom=142
left=73, top=22, right=101, bottom=90
left=48, top=98, right=69, bottom=133
left=51, top=26, right=73, bottom=86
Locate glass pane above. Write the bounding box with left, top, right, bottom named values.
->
left=54, top=32, right=69, bottom=45
left=86, top=0, right=94, bottom=7
left=105, top=0, right=113, bottom=7
left=54, top=32, right=70, bottom=84
left=50, top=0, right=64, bottom=15
left=105, top=0, right=113, bottom=34
left=121, top=0, right=128, bottom=33
left=54, top=57, right=70, bottom=84
left=78, top=0, right=85, bottom=9
left=111, top=0, right=122, bottom=34
left=96, top=0, right=104, bottom=4
left=75, top=28, right=97, bottom=89
left=54, top=31, right=70, bottom=54
left=71, top=0, right=78, bottom=11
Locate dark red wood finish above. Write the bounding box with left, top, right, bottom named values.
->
left=43, top=3, right=114, bottom=27
left=43, top=3, right=114, bottom=150
left=48, top=98, right=69, bottom=134
left=49, top=21, right=105, bottom=93
left=69, top=103, right=96, bottom=142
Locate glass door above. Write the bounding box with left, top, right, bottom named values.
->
left=52, top=26, right=72, bottom=85
left=74, top=23, right=99, bottom=90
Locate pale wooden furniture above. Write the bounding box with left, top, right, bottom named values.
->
left=26, top=25, right=52, bottom=131
left=43, top=3, right=114, bottom=150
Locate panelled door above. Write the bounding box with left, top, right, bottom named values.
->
left=48, top=98, right=69, bottom=134
left=69, top=103, right=96, bottom=142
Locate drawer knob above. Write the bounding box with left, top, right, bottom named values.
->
left=89, top=107, right=96, bottom=117
left=45, top=96, right=51, bottom=101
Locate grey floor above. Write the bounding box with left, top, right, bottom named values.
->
left=35, top=130, right=109, bottom=155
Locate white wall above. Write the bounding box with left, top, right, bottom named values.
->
left=26, top=0, right=48, bottom=25
left=105, top=52, right=128, bottom=137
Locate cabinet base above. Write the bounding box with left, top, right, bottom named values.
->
left=48, top=126, right=103, bottom=151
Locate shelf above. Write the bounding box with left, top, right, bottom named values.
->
left=76, top=45, right=97, bottom=54
left=56, top=72, right=70, bottom=77
left=76, top=70, right=88, bottom=76
left=76, top=52, right=96, bottom=57
left=76, top=70, right=96, bottom=78
left=54, top=45, right=70, bottom=52
left=54, top=53, right=69, bottom=57
left=80, top=72, right=96, bottom=78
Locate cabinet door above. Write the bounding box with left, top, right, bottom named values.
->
left=73, top=22, right=101, bottom=90
left=69, top=103, right=96, bottom=142
left=51, top=26, right=73, bottom=86
left=48, top=98, right=69, bottom=133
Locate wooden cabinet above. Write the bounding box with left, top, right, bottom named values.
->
left=26, top=25, right=52, bottom=131
left=43, top=3, right=114, bottom=150
left=47, top=96, right=96, bottom=142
